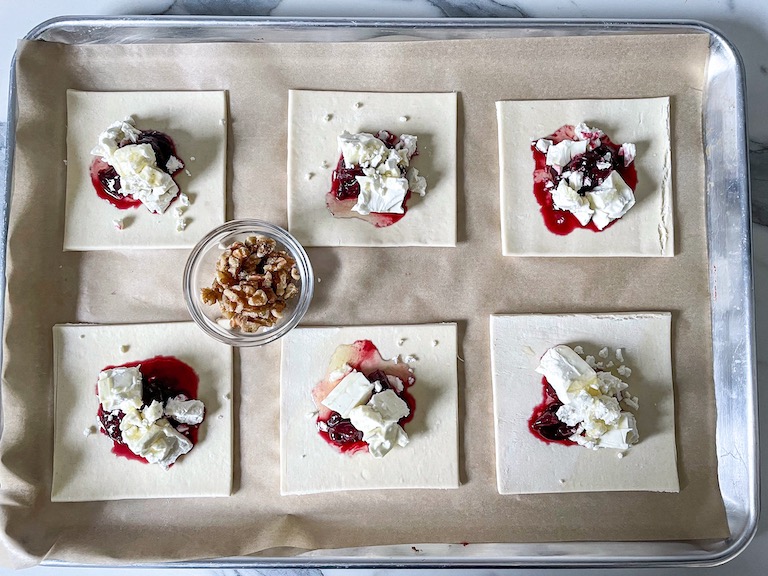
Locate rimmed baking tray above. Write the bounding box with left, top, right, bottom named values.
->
left=2, top=16, right=756, bottom=568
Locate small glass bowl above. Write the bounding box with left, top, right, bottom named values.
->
left=183, top=219, right=314, bottom=347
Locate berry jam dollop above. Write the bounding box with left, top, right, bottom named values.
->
left=312, top=340, right=416, bottom=455
left=90, top=129, right=183, bottom=211
left=96, top=356, right=203, bottom=464
left=531, top=124, right=638, bottom=235
left=326, top=130, right=418, bottom=228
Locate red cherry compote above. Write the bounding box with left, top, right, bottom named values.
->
left=96, top=355, right=203, bottom=463
left=531, top=125, right=638, bottom=235
left=326, top=130, right=416, bottom=228
left=314, top=340, right=416, bottom=454
left=528, top=377, right=577, bottom=446
left=89, top=130, right=183, bottom=211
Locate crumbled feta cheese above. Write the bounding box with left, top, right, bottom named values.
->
left=598, top=347, right=609, bottom=359
left=538, top=345, right=638, bottom=451
left=112, top=219, right=124, bottom=230
left=404, top=354, right=418, bottom=363
left=178, top=192, right=190, bottom=206
left=399, top=115, right=409, bottom=122
left=306, top=172, right=314, bottom=180
left=386, top=375, right=404, bottom=393
left=431, top=340, right=439, bottom=347
left=176, top=218, right=187, bottom=232
left=615, top=348, right=625, bottom=363
left=165, top=155, right=184, bottom=173
left=617, top=365, right=632, bottom=378
left=573, top=345, right=584, bottom=355
left=323, top=113, right=332, bottom=121
left=184, top=169, right=192, bottom=177
left=173, top=207, right=184, bottom=218
left=321, top=370, right=374, bottom=417
left=353, top=102, right=362, bottom=109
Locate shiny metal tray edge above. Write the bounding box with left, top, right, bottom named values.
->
left=3, top=16, right=756, bottom=569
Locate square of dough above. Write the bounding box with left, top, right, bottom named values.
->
left=280, top=324, right=459, bottom=494
left=490, top=313, right=679, bottom=494
left=64, top=90, right=227, bottom=250
left=496, top=98, right=673, bottom=257
left=287, top=90, right=457, bottom=247
left=51, top=322, right=233, bottom=501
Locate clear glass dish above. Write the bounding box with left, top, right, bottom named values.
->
left=183, top=219, right=314, bottom=346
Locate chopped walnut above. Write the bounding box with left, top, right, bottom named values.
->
left=201, top=235, right=302, bottom=332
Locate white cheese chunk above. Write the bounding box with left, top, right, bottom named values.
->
left=347, top=389, right=411, bottom=458
left=534, top=138, right=552, bottom=153
left=536, top=345, right=597, bottom=404
left=110, top=144, right=179, bottom=214
left=368, top=389, right=410, bottom=422
left=97, top=366, right=144, bottom=412
left=90, top=118, right=141, bottom=160
left=321, top=370, right=374, bottom=417
left=597, top=412, right=639, bottom=450
left=143, top=399, right=164, bottom=425
left=550, top=180, right=594, bottom=226
left=545, top=139, right=588, bottom=168
left=586, top=171, right=636, bottom=230
left=396, top=133, right=418, bottom=158
left=366, top=423, right=409, bottom=458
left=406, top=167, right=427, bottom=197
left=121, top=417, right=193, bottom=468
left=348, top=404, right=384, bottom=434
left=164, top=396, right=205, bottom=425
left=338, top=131, right=388, bottom=169
left=351, top=174, right=409, bottom=215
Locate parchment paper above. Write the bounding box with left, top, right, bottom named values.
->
left=0, top=34, right=727, bottom=567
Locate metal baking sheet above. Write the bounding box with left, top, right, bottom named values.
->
left=2, top=16, right=756, bottom=568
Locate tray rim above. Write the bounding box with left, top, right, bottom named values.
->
left=1, top=15, right=757, bottom=569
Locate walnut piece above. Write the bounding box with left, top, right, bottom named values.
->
left=201, top=235, right=301, bottom=332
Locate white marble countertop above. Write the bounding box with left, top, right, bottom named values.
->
left=0, top=1, right=766, bottom=575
